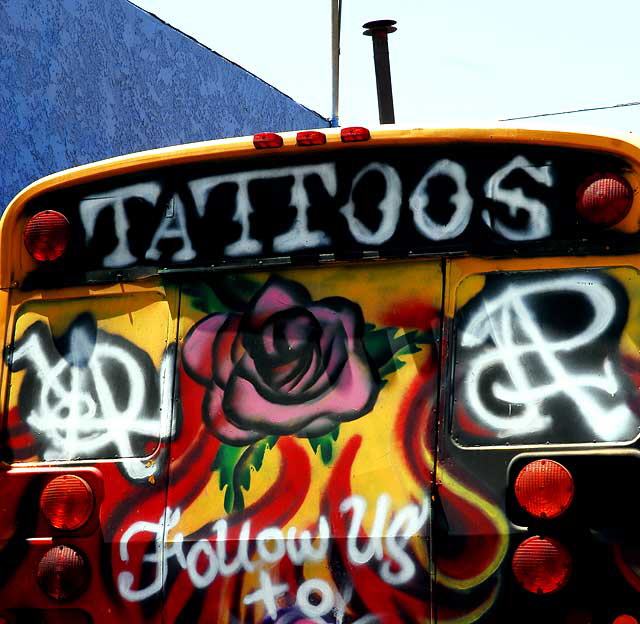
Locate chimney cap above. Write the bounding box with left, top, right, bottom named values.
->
left=363, top=19, right=397, bottom=36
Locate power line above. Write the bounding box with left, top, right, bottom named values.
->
left=500, top=100, right=640, bottom=121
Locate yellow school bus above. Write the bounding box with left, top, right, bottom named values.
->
left=1, top=125, right=640, bottom=623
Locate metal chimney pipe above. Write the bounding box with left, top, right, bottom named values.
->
left=363, top=19, right=397, bottom=124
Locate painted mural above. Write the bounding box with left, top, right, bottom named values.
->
left=3, top=261, right=640, bottom=621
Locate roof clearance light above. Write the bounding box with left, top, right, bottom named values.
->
left=512, top=536, right=571, bottom=594
left=253, top=132, right=284, bottom=149
left=296, top=131, right=327, bottom=146
left=23, top=210, right=70, bottom=262
left=515, top=459, right=574, bottom=519
left=576, top=172, right=633, bottom=227
left=340, top=127, right=371, bottom=142
left=40, top=475, right=94, bottom=531
left=37, top=545, right=90, bottom=601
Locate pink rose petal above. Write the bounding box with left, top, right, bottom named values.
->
left=182, top=314, right=228, bottom=385
left=225, top=348, right=378, bottom=433
left=212, top=315, right=242, bottom=387
left=205, top=386, right=262, bottom=445
left=247, top=278, right=310, bottom=330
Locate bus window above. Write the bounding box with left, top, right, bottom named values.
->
left=5, top=286, right=176, bottom=473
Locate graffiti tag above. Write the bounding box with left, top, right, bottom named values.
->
left=77, top=155, right=554, bottom=269
left=9, top=316, right=173, bottom=479
left=117, top=493, right=430, bottom=604
left=460, top=274, right=634, bottom=441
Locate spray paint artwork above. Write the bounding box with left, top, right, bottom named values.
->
left=154, top=264, right=445, bottom=622
left=453, top=269, right=640, bottom=445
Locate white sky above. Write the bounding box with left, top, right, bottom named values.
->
left=130, top=0, right=640, bottom=134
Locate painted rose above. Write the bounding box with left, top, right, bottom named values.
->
left=182, top=276, right=380, bottom=445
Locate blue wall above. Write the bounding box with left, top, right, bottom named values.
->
left=0, top=0, right=328, bottom=210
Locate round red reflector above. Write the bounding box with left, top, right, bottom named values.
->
left=614, top=617, right=639, bottom=624
left=576, top=173, right=633, bottom=226
left=296, top=131, right=327, bottom=146
left=515, top=459, right=574, bottom=519
left=340, top=126, right=371, bottom=142
left=37, top=545, right=89, bottom=601
left=23, top=210, right=70, bottom=262
left=253, top=132, right=284, bottom=149
left=512, top=536, right=571, bottom=594
left=40, top=475, right=94, bottom=531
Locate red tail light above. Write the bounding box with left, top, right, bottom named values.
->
left=37, top=545, right=90, bottom=601
left=23, top=210, right=70, bottom=262
left=576, top=172, right=633, bottom=226
left=340, top=127, right=371, bottom=142
left=296, top=131, right=327, bottom=146
left=40, top=475, right=94, bottom=531
left=613, top=616, right=639, bottom=624
left=515, top=459, right=574, bottom=519
left=253, top=132, right=283, bottom=149
left=512, top=536, right=571, bottom=594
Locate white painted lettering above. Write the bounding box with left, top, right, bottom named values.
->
left=409, top=159, right=472, bottom=240
left=461, top=274, right=634, bottom=440
left=483, top=155, right=553, bottom=240
left=297, top=578, right=334, bottom=617
left=341, top=163, right=402, bottom=245
left=145, top=193, right=196, bottom=262
left=79, top=182, right=161, bottom=268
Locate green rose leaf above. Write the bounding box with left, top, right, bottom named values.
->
left=181, top=281, right=228, bottom=315
left=211, top=436, right=278, bottom=513
left=363, top=323, right=433, bottom=382
left=307, top=427, right=339, bottom=465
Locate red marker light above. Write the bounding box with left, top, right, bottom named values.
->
left=253, top=132, right=284, bottom=149
left=512, top=536, right=571, bottom=594
left=40, top=475, right=94, bottom=531
left=340, top=127, right=371, bottom=142
left=613, top=616, right=639, bottom=624
left=576, top=172, right=633, bottom=226
left=23, top=210, right=70, bottom=262
left=37, top=545, right=90, bottom=601
left=515, top=459, right=574, bottom=519
left=296, top=131, right=327, bottom=146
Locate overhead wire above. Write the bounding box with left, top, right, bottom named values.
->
left=500, top=101, right=640, bottom=121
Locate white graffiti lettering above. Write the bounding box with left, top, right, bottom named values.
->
left=189, top=165, right=335, bottom=256
left=461, top=274, right=634, bottom=440
left=79, top=182, right=162, bottom=267
left=409, top=159, right=473, bottom=240
left=340, top=162, right=402, bottom=245
left=243, top=569, right=290, bottom=619
left=145, top=193, right=196, bottom=262
left=10, top=320, right=172, bottom=479
left=79, top=156, right=556, bottom=269
left=482, top=156, right=553, bottom=241
left=117, top=493, right=430, bottom=603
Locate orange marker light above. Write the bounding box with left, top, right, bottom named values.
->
left=40, top=475, right=94, bottom=531
left=515, top=459, right=574, bottom=519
